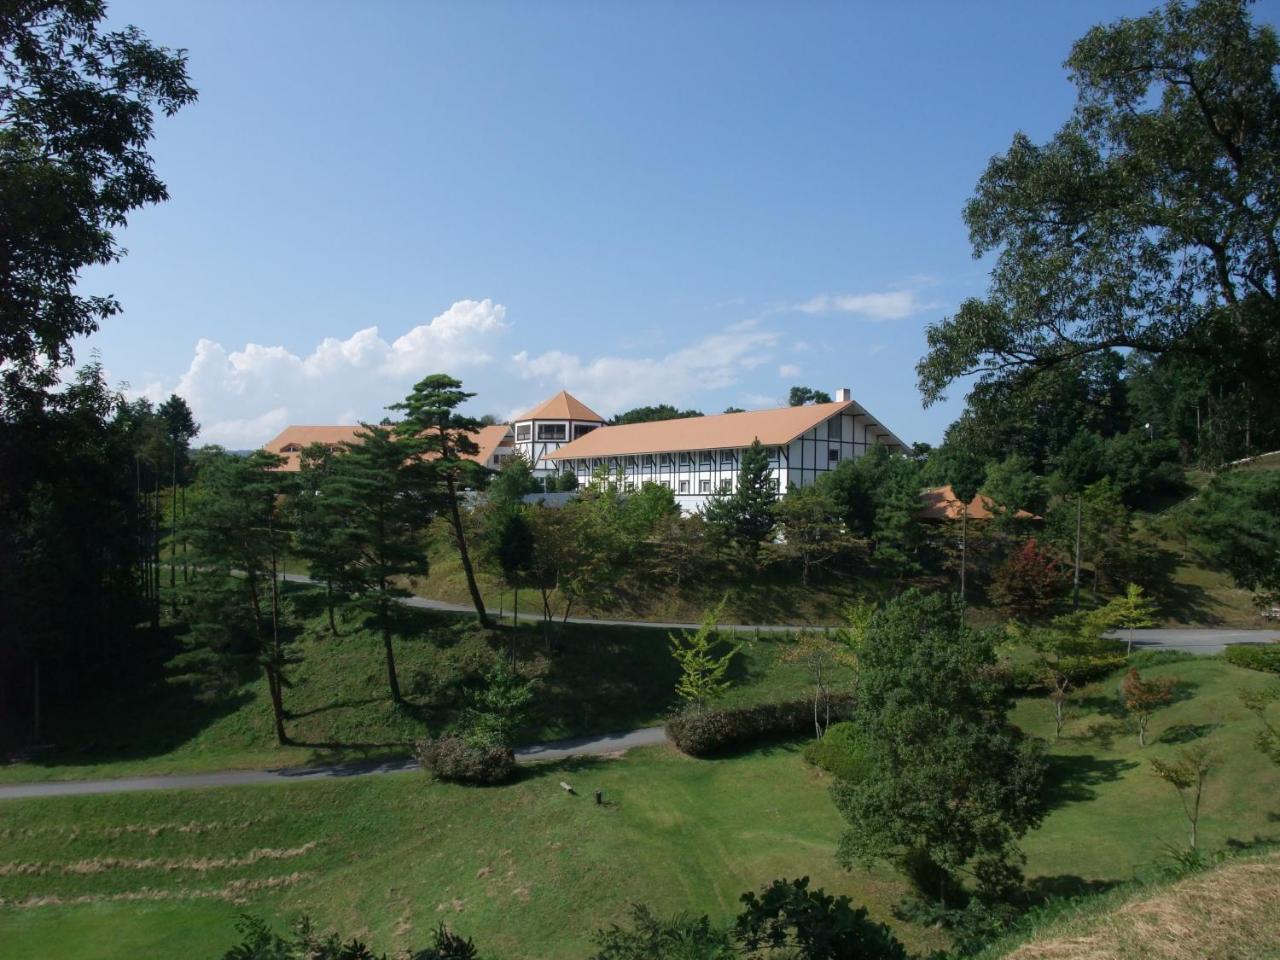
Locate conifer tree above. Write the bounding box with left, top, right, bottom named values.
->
left=329, top=425, right=436, bottom=704
left=703, top=439, right=776, bottom=562
left=391, top=375, right=490, bottom=625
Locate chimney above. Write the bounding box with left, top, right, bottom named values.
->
left=835, top=387, right=852, bottom=402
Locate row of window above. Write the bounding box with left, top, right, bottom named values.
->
left=513, top=422, right=598, bottom=442
left=598, top=476, right=784, bottom=495
left=568, top=447, right=784, bottom=472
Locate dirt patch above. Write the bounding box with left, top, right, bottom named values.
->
left=0, top=842, right=317, bottom=876
left=4, top=872, right=307, bottom=907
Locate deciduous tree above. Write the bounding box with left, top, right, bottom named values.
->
left=1150, top=746, right=1214, bottom=850
left=670, top=601, right=738, bottom=713
left=1121, top=668, right=1176, bottom=747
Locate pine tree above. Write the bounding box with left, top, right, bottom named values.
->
left=703, top=439, right=777, bottom=562
left=329, top=425, right=435, bottom=704
left=669, top=601, right=738, bottom=712
left=391, top=375, right=490, bottom=625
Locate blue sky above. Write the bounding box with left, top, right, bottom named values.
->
left=82, top=0, right=1278, bottom=448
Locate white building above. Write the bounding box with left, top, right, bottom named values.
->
left=262, top=388, right=908, bottom=511
left=546, top=387, right=907, bottom=512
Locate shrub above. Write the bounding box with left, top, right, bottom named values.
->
left=1224, top=644, right=1280, bottom=674
left=802, top=722, right=871, bottom=781
left=666, top=696, right=855, bottom=757
left=415, top=734, right=516, bottom=785
left=1006, top=655, right=1126, bottom=694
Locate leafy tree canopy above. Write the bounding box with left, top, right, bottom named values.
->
left=917, top=0, right=1280, bottom=463
left=610, top=404, right=703, bottom=425
left=1, top=0, right=197, bottom=384
left=788, top=386, right=833, bottom=406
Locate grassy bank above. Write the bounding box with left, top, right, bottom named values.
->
left=0, top=583, right=829, bottom=783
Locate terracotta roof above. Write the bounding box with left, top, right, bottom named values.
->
left=917, top=485, right=1041, bottom=522
left=263, top=425, right=365, bottom=471
left=547, top=400, right=906, bottom=460
left=514, top=390, right=605, bottom=424
left=263, top=423, right=514, bottom=472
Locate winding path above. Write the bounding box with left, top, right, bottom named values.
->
left=0, top=726, right=667, bottom=801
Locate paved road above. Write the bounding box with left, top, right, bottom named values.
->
left=1105, top=627, right=1280, bottom=655
left=0, top=726, right=667, bottom=801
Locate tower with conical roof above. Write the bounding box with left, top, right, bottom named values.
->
left=511, top=390, right=605, bottom=476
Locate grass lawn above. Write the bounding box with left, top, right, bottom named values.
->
left=2, top=656, right=1277, bottom=958
left=0, top=583, right=829, bottom=783
left=0, top=745, right=937, bottom=959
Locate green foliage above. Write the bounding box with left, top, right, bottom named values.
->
left=666, top=697, right=856, bottom=758
left=788, top=386, right=833, bottom=406
left=1150, top=745, right=1214, bottom=850
left=801, top=722, right=871, bottom=782
left=390, top=374, right=489, bottom=623
left=591, top=905, right=736, bottom=960
left=460, top=661, right=535, bottom=748
left=670, top=602, right=738, bottom=711
left=735, top=876, right=908, bottom=960
left=621, top=481, right=680, bottom=538
left=221, top=914, right=385, bottom=959
left=774, top=484, right=851, bottom=583
left=487, top=455, right=541, bottom=505
left=1224, top=644, right=1280, bottom=675
left=610, top=404, right=704, bottom=425
left=702, top=439, right=777, bottom=559
left=835, top=590, right=1048, bottom=902
left=817, top=446, right=922, bottom=579
left=1190, top=470, right=1280, bottom=607
left=981, top=453, right=1046, bottom=529
left=0, top=1, right=197, bottom=381
left=916, top=0, right=1280, bottom=464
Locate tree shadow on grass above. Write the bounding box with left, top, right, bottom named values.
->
left=1158, top=722, right=1221, bottom=744
left=1022, top=874, right=1118, bottom=905
left=1043, top=753, right=1138, bottom=808
left=1132, top=543, right=1219, bottom=625
left=1062, top=718, right=1126, bottom=750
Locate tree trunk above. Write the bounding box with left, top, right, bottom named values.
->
left=32, top=659, right=41, bottom=743
left=446, top=476, right=488, bottom=625
left=248, top=576, right=288, bottom=744
left=170, top=439, right=178, bottom=595
left=380, top=590, right=402, bottom=703
left=151, top=478, right=161, bottom=630
left=1072, top=494, right=1083, bottom=610
left=959, top=503, right=968, bottom=601
left=181, top=483, right=189, bottom=585
left=326, top=580, right=338, bottom=636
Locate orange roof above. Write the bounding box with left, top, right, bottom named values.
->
left=263, top=423, right=513, bottom=472
left=917, top=485, right=1041, bottom=522
left=514, top=390, right=605, bottom=423
left=264, top=425, right=365, bottom=471
left=547, top=400, right=906, bottom=459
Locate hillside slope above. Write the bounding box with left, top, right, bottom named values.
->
left=991, top=849, right=1280, bottom=960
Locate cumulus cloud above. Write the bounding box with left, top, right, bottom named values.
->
left=792, top=288, right=933, bottom=320
left=778, top=363, right=801, bottom=378
left=151, top=299, right=508, bottom=448
left=511, top=321, right=779, bottom=415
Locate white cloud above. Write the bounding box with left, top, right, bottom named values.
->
left=511, top=321, right=779, bottom=414
left=792, top=289, right=933, bottom=321
left=778, top=363, right=801, bottom=378
left=150, top=299, right=508, bottom=448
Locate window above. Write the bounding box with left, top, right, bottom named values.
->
left=515, top=424, right=531, bottom=441
left=626, top=455, right=638, bottom=468
left=660, top=453, right=673, bottom=467
left=679, top=452, right=690, bottom=466
left=829, top=416, right=843, bottom=440
left=573, top=423, right=597, bottom=439
left=700, top=451, right=713, bottom=465
left=643, top=454, right=656, bottom=468
left=678, top=480, right=690, bottom=494
left=828, top=448, right=839, bottom=464
left=537, top=423, right=567, bottom=441
left=766, top=446, right=778, bottom=459
left=699, top=479, right=712, bottom=494
left=721, top=450, right=734, bottom=465
left=719, top=479, right=732, bottom=493
left=282, top=443, right=301, bottom=453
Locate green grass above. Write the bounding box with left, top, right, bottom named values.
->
left=0, top=583, right=827, bottom=783
left=3, top=657, right=1277, bottom=959
left=0, top=745, right=937, bottom=959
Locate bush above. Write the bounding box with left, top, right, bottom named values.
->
left=1006, top=655, right=1127, bottom=694
left=666, top=696, right=855, bottom=757
left=1224, top=644, right=1280, bottom=674
left=415, top=734, right=516, bottom=785
left=802, top=722, right=871, bottom=781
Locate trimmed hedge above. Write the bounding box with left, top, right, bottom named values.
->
left=415, top=734, right=517, bottom=785
left=1224, top=643, right=1280, bottom=674
left=802, top=721, right=872, bottom=782
left=666, top=695, right=856, bottom=757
